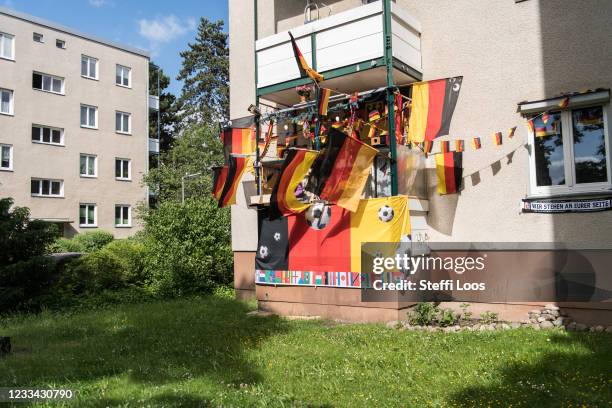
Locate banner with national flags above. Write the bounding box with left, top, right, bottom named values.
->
left=306, top=127, right=378, bottom=212
left=270, top=148, right=318, bottom=216
left=255, top=196, right=411, bottom=288
left=435, top=151, right=463, bottom=195
left=407, top=76, right=463, bottom=143
left=218, top=155, right=252, bottom=208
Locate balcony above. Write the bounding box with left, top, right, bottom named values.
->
left=148, top=137, right=159, bottom=154
left=256, top=1, right=422, bottom=105
left=148, top=94, right=159, bottom=112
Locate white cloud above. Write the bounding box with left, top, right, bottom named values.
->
left=137, top=15, right=196, bottom=44
left=88, top=0, right=107, bottom=7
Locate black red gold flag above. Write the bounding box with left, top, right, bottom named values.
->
left=435, top=152, right=463, bottom=195
left=407, top=76, right=463, bottom=142
left=471, top=137, right=481, bottom=150
left=270, top=148, right=318, bottom=217
left=259, top=120, right=274, bottom=158
left=318, top=88, right=331, bottom=116
left=218, top=155, right=251, bottom=208
left=493, top=132, right=502, bottom=146
left=423, top=140, right=433, bottom=155
left=508, top=126, right=517, bottom=139
left=440, top=140, right=450, bottom=154
left=288, top=32, right=324, bottom=83
left=455, top=139, right=465, bottom=152
left=212, top=166, right=228, bottom=200
left=221, top=127, right=255, bottom=163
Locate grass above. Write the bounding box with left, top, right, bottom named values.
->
left=0, top=295, right=610, bottom=407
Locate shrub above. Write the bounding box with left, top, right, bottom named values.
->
left=48, top=231, right=114, bottom=254
left=0, top=198, right=58, bottom=312
left=459, top=303, right=473, bottom=321
left=480, top=311, right=499, bottom=324
left=407, top=302, right=439, bottom=326
left=47, top=237, right=85, bottom=253
left=141, top=197, right=232, bottom=296
left=102, top=239, right=147, bottom=285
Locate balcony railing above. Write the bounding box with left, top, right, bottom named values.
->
left=148, top=94, right=159, bottom=111
left=148, top=137, right=159, bottom=154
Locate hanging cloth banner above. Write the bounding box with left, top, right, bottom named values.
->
left=521, top=198, right=612, bottom=213
left=218, top=155, right=252, bottom=208
left=407, top=76, right=463, bottom=143
left=270, top=148, right=318, bottom=217
left=221, top=127, right=255, bottom=164
left=211, top=166, right=228, bottom=200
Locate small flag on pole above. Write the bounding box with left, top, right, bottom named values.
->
left=288, top=32, right=324, bottom=83
left=471, top=137, right=481, bottom=150
left=440, top=140, right=450, bottom=154
left=318, top=88, right=331, bottom=116
left=493, top=132, right=502, bottom=146
left=508, top=126, right=517, bottom=139
left=455, top=139, right=465, bottom=152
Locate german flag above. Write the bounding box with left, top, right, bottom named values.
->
left=440, top=140, right=450, bottom=154
left=259, top=120, right=274, bottom=158
left=211, top=166, right=228, bottom=200
left=318, top=88, right=331, bottom=116
left=455, top=139, right=465, bottom=152
left=368, top=110, right=381, bottom=122
left=435, top=152, right=463, bottom=195
left=270, top=148, right=318, bottom=216
left=218, top=155, right=251, bottom=208
left=407, top=76, right=463, bottom=143
left=558, top=96, right=569, bottom=109
left=508, top=126, right=517, bottom=139
left=288, top=32, right=324, bottom=83
left=493, top=132, right=502, bottom=146
left=306, top=128, right=377, bottom=212
left=394, top=93, right=403, bottom=144
left=471, top=137, right=481, bottom=150
left=221, top=127, right=255, bottom=163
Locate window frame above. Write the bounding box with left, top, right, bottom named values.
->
left=80, top=55, right=98, bottom=80
left=116, top=64, right=131, bottom=88
left=32, top=72, right=65, bottom=95
left=33, top=32, right=44, bottom=43
left=0, top=144, right=13, bottom=171
left=115, top=111, right=131, bottom=134
left=527, top=103, right=611, bottom=198
left=115, top=157, right=131, bottom=181
left=115, top=204, right=132, bottom=227
left=79, top=153, right=97, bottom=178
left=56, top=39, right=66, bottom=49
left=32, top=124, right=64, bottom=146
left=31, top=178, right=64, bottom=198
left=0, top=88, right=14, bottom=115
left=79, top=203, right=97, bottom=228
left=80, top=104, right=98, bottom=129
left=0, top=31, right=15, bottom=60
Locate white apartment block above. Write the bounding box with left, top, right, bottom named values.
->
left=0, top=7, right=159, bottom=237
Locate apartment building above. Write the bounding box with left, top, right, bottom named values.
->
left=228, top=0, right=612, bottom=323
left=0, top=6, right=158, bottom=238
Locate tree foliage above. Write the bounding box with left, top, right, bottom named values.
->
left=177, top=18, right=229, bottom=125
left=149, top=62, right=180, bottom=153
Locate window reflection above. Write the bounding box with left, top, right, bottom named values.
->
left=533, top=112, right=564, bottom=186
left=572, top=106, right=607, bottom=184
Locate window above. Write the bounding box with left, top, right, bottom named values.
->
left=115, top=205, right=131, bottom=227
left=0, top=32, right=14, bottom=60
left=116, top=65, right=131, bottom=87
left=81, top=55, right=98, bottom=79
left=79, top=204, right=96, bottom=227
left=32, top=72, right=64, bottom=94
left=0, top=144, right=12, bottom=170
left=80, top=104, right=97, bottom=128
left=33, top=32, right=44, bottom=43
left=31, top=178, right=63, bottom=197
left=56, top=39, right=65, bottom=49
left=80, top=154, right=97, bottom=177
left=527, top=104, right=610, bottom=196
left=32, top=125, right=63, bottom=145
left=115, top=111, right=131, bottom=134
left=0, top=88, right=13, bottom=115
left=115, top=158, right=131, bottom=180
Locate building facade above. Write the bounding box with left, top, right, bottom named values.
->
left=0, top=7, right=156, bottom=238
left=229, top=0, right=612, bottom=323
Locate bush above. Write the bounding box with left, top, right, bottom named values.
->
left=48, top=231, right=114, bottom=254
left=407, top=302, right=439, bottom=326
left=0, top=198, right=58, bottom=312
left=438, top=308, right=459, bottom=327
left=480, top=311, right=499, bottom=324
left=141, top=197, right=232, bottom=296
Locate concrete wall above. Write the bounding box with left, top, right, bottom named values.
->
left=0, top=11, right=149, bottom=238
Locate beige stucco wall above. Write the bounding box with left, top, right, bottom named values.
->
left=0, top=12, right=149, bottom=238
left=229, top=0, right=612, bottom=251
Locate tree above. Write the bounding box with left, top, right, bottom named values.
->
left=149, top=62, right=179, bottom=153
left=177, top=18, right=229, bottom=125
left=143, top=123, right=225, bottom=203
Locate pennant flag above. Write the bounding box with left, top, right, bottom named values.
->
left=558, top=96, right=569, bottom=109
left=270, top=148, right=318, bottom=216
left=368, top=110, right=381, bottom=122
left=288, top=32, right=324, bottom=83
left=527, top=119, right=535, bottom=134
left=471, top=137, right=481, bottom=150
left=440, top=140, right=450, bottom=154
left=218, top=155, right=251, bottom=207
left=306, top=128, right=377, bottom=212
left=455, top=139, right=465, bottom=152
left=259, top=120, right=274, bottom=158
left=221, top=127, right=255, bottom=163
left=423, top=140, right=433, bottom=155
left=508, top=126, right=517, bottom=139
left=211, top=166, right=228, bottom=200
left=407, top=76, right=463, bottom=143
left=255, top=196, right=411, bottom=287
left=318, top=88, right=331, bottom=116
left=493, top=132, right=502, bottom=146
left=542, top=113, right=551, bottom=125
left=435, top=152, right=463, bottom=195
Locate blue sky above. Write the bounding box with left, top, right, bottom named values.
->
left=1, top=0, right=228, bottom=95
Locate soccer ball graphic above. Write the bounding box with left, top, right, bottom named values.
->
left=258, top=245, right=269, bottom=259
left=273, top=232, right=281, bottom=242
left=378, top=205, right=394, bottom=222
left=305, top=202, right=332, bottom=230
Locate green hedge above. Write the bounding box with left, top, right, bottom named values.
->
left=48, top=230, right=114, bottom=254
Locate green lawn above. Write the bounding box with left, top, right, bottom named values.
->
left=0, top=296, right=610, bottom=407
